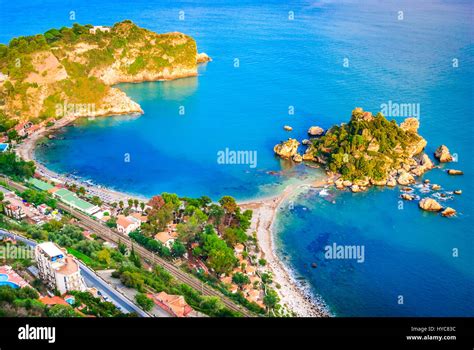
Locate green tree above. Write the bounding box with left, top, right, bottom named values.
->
left=232, top=272, right=250, bottom=290
left=47, top=304, right=78, bottom=317
left=96, top=249, right=112, bottom=266
left=171, top=240, right=186, bottom=258
left=135, top=293, right=153, bottom=311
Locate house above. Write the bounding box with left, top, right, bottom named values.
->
left=4, top=204, right=25, bottom=220
left=35, top=242, right=87, bottom=295
left=220, top=276, right=232, bottom=285
left=245, top=264, right=257, bottom=276
left=147, top=292, right=194, bottom=317
left=37, top=203, right=49, bottom=215
left=229, top=284, right=239, bottom=294
left=234, top=243, right=245, bottom=255
left=13, top=122, right=32, bottom=137
left=246, top=289, right=263, bottom=303
left=116, top=215, right=140, bottom=235
left=27, top=124, right=41, bottom=135
left=154, top=230, right=178, bottom=249
left=39, top=295, right=70, bottom=307
left=89, top=26, right=111, bottom=34
left=130, top=212, right=147, bottom=223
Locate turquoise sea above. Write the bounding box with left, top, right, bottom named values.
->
left=2, top=0, right=473, bottom=316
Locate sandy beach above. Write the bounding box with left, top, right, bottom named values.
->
left=240, top=179, right=331, bottom=317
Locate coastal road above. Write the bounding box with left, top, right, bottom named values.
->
left=1, top=177, right=253, bottom=317
left=0, top=229, right=149, bottom=317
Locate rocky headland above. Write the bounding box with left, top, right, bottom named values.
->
left=0, top=20, right=210, bottom=123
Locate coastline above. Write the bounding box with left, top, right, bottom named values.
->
left=16, top=119, right=332, bottom=317
left=240, top=179, right=332, bottom=317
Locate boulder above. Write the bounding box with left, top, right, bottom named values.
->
left=401, top=193, right=414, bottom=201
left=335, top=178, right=345, bottom=190
left=370, top=178, right=387, bottom=186
left=386, top=177, right=397, bottom=187
left=418, top=198, right=442, bottom=212
left=350, top=185, right=361, bottom=193
left=293, top=153, right=303, bottom=162
left=447, top=169, right=463, bottom=175
left=302, top=144, right=316, bottom=161
left=434, top=145, right=453, bottom=162
left=400, top=117, right=420, bottom=133
left=284, top=125, right=293, bottom=131
left=342, top=180, right=352, bottom=187
left=441, top=207, right=456, bottom=217
left=353, top=178, right=369, bottom=187
left=308, top=126, right=324, bottom=136
left=431, top=184, right=441, bottom=191
left=196, top=52, right=212, bottom=64
left=397, top=171, right=415, bottom=185
left=411, top=153, right=435, bottom=176
left=274, top=138, right=300, bottom=159
left=302, top=139, right=310, bottom=145
left=454, top=190, right=462, bottom=195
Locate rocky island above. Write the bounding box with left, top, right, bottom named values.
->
left=0, top=20, right=210, bottom=123
left=275, top=108, right=433, bottom=191
left=273, top=108, right=464, bottom=218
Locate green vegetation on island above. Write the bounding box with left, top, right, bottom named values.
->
left=309, top=108, right=426, bottom=181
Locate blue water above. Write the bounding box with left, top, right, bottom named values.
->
left=2, top=0, right=473, bottom=316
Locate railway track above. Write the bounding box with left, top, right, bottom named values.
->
left=2, top=177, right=253, bottom=317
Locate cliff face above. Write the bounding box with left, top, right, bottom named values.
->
left=0, top=21, right=208, bottom=123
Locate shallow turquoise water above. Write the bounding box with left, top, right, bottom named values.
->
left=2, top=0, right=473, bottom=315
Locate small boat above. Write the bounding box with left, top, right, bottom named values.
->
left=283, top=125, right=293, bottom=131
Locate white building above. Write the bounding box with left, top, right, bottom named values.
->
left=116, top=215, right=141, bottom=235
left=89, top=26, right=111, bottom=34
left=34, top=242, right=86, bottom=295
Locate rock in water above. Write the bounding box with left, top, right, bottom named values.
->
left=397, top=171, right=415, bottom=185
left=441, top=207, right=456, bottom=217
left=284, top=125, right=293, bottom=131
left=350, top=184, right=361, bottom=193
left=196, top=52, right=212, bottom=64
left=386, top=177, right=397, bottom=187
left=454, top=190, right=462, bottom=195
left=308, top=126, right=324, bottom=136
left=401, top=193, right=414, bottom=201
left=293, top=153, right=303, bottom=162
left=400, top=117, right=420, bottom=133
left=418, top=198, right=443, bottom=212
left=274, top=138, right=300, bottom=159
left=447, top=169, right=463, bottom=175
left=434, top=145, right=453, bottom=162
